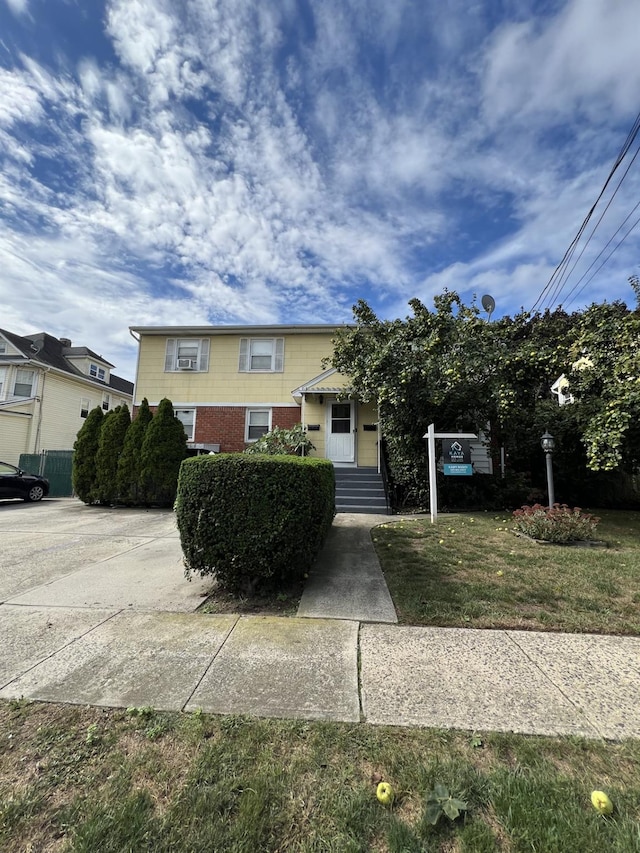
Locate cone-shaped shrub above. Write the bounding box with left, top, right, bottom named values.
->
left=117, top=398, right=153, bottom=506
left=139, top=398, right=187, bottom=506
left=72, top=406, right=104, bottom=503
left=94, top=404, right=131, bottom=505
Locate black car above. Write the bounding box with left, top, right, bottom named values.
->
left=0, top=461, right=49, bottom=502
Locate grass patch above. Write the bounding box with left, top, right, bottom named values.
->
left=373, top=510, right=640, bottom=634
left=1, top=700, right=639, bottom=852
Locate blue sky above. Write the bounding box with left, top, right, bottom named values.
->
left=2, top=0, right=640, bottom=381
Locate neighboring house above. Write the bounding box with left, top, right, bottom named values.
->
left=129, top=324, right=381, bottom=469
left=0, top=329, right=134, bottom=466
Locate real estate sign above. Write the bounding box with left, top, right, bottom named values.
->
left=443, top=439, right=472, bottom=476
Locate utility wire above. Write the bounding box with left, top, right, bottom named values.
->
left=543, top=140, right=640, bottom=309
left=530, top=109, right=640, bottom=313
left=563, top=204, right=640, bottom=309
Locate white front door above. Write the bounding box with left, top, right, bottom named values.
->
left=326, top=401, right=355, bottom=463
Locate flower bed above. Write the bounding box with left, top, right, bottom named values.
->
left=512, top=503, right=601, bottom=544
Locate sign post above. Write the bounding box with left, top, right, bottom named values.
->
left=424, top=425, right=478, bottom=524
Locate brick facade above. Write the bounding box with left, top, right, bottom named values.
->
left=138, top=404, right=300, bottom=452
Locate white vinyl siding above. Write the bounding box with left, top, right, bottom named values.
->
left=246, top=408, right=271, bottom=441
left=164, top=338, right=210, bottom=372
left=238, top=338, right=284, bottom=372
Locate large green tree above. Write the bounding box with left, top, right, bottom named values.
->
left=117, top=397, right=153, bottom=505
left=139, top=398, right=188, bottom=506
left=72, top=405, right=104, bottom=503
left=330, top=289, right=639, bottom=507
left=94, top=404, right=131, bottom=505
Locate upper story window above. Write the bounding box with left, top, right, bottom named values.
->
left=102, top=393, right=110, bottom=411
left=89, top=363, right=106, bottom=381
left=80, top=398, right=90, bottom=418
left=0, top=367, right=5, bottom=399
left=0, top=342, right=6, bottom=354
left=164, top=339, right=210, bottom=372
left=238, top=338, right=284, bottom=373
left=13, top=368, right=35, bottom=398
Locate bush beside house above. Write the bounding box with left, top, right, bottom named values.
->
left=72, top=397, right=186, bottom=507
left=72, top=406, right=104, bottom=503
left=94, top=404, right=131, bottom=505
left=138, top=398, right=188, bottom=507
left=176, top=454, right=335, bottom=594
left=117, top=397, right=152, bottom=505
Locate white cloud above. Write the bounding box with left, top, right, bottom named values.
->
left=482, top=0, right=640, bottom=124
left=4, top=0, right=28, bottom=15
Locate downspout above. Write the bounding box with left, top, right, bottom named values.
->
left=301, top=393, right=306, bottom=456
left=129, top=328, right=141, bottom=408
left=33, top=365, right=50, bottom=454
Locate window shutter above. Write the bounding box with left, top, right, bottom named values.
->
left=198, top=339, right=210, bottom=372
left=239, top=338, right=249, bottom=372
left=274, top=338, right=284, bottom=372
left=165, top=339, right=176, bottom=372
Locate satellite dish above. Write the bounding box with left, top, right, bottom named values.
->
left=481, top=294, right=495, bottom=321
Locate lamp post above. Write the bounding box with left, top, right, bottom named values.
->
left=541, top=431, right=555, bottom=508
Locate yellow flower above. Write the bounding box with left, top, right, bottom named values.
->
left=496, top=570, right=504, bottom=577
left=439, top=539, right=444, bottom=544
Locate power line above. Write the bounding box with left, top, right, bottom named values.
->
left=543, top=141, right=640, bottom=309
left=530, top=110, right=640, bottom=313
left=563, top=203, right=640, bottom=309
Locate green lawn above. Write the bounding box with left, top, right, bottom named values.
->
left=1, top=701, right=639, bottom=852
left=372, top=509, right=640, bottom=634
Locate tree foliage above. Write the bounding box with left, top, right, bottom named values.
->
left=72, top=405, right=104, bottom=503
left=94, top=404, right=131, bottom=505
left=243, top=423, right=315, bottom=456
left=330, top=289, right=640, bottom=507
left=139, top=398, right=188, bottom=506
left=117, top=397, right=153, bottom=505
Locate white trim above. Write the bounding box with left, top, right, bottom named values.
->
left=175, top=407, right=196, bottom=442
left=238, top=337, right=285, bottom=373
left=245, top=407, right=272, bottom=442
left=137, top=400, right=300, bottom=408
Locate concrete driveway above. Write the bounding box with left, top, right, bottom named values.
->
left=0, top=497, right=212, bottom=610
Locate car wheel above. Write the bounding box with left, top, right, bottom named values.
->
left=25, top=485, right=45, bottom=502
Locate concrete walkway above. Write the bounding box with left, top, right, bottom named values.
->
left=1, top=499, right=639, bottom=740
left=297, top=513, right=397, bottom=623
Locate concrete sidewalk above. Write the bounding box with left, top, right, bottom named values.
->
left=1, top=499, right=639, bottom=739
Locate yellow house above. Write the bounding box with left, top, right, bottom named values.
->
left=130, top=324, right=388, bottom=511
left=0, top=329, right=133, bottom=466
left=130, top=324, right=382, bottom=465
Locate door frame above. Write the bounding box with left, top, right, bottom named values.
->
left=325, top=398, right=356, bottom=464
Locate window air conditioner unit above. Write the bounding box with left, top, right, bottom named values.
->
left=177, top=358, right=195, bottom=370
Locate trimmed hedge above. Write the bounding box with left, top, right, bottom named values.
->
left=175, top=454, right=335, bottom=594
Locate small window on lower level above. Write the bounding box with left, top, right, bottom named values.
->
left=102, top=393, right=110, bottom=410
left=246, top=408, right=271, bottom=441
left=175, top=409, right=195, bottom=442
left=80, top=398, right=90, bottom=418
